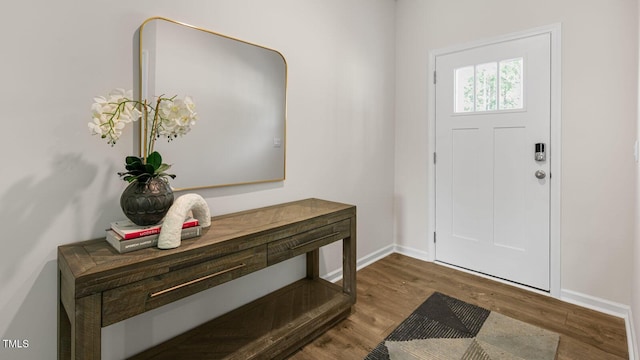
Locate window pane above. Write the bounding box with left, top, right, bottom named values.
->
left=476, top=62, right=497, bottom=111
left=499, top=58, right=523, bottom=110
left=455, top=66, right=474, bottom=113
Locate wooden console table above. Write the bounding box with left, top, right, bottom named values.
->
left=58, top=198, right=356, bottom=359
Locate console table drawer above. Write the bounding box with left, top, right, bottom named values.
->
left=102, top=245, right=266, bottom=326
left=267, top=219, right=351, bottom=265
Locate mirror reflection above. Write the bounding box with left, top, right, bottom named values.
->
left=139, top=17, right=287, bottom=190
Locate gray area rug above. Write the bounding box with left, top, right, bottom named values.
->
left=365, top=292, right=559, bottom=360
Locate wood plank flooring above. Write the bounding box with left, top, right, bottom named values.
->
left=290, top=253, right=628, bottom=360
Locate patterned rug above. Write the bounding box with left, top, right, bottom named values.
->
left=365, top=292, right=559, bottom=360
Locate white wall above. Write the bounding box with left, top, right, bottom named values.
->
left=395, top=0, right=637, bottom=305
left=0, top=1, right=396, bottom=359
left=633, top=0, right=640, bottom=355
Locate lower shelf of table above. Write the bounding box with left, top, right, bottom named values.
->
left=128, top=278, right=353, bottom=360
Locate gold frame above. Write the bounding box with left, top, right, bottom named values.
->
left=138, top=16, right=288, bottom=191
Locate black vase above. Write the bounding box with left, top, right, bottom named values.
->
left=120, top=177, right=174, bottom=226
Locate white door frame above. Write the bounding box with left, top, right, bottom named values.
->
left=426, top=23, right=562, bottom=297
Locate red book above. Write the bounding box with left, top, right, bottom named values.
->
left=110, top=217, right=199, bottom=240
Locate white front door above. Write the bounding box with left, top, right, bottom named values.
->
left=435, top=33, right=551, bottom=291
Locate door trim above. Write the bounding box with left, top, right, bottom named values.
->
left=426, top=23, right=562, bottom=297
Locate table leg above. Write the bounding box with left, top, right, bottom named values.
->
left=306, top=249, right=320, bottom=279
left=71, top=293, right=102, bottom=359
left=58, top=298, right=71, bottom=360
left=343, top=217, right=357, bottom=303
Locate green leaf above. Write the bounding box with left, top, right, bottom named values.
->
left=155, top=163, right=172, bottom=174
left=144, top=163, right=155, bottom=174
left=119, top=152, right=176, bottom=183
left=146, top=151, right=162, bottom=169
left=125, top=156, right=143, bottom=166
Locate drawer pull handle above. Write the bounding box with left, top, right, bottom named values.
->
left=149, top=263, right=247, bottom=298
left=290, top=232, right=340, bottom=250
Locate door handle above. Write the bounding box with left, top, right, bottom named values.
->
left=535, top=170, right=546, bottom=179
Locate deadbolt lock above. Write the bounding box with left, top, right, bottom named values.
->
left=535, top=143, right=546, bottom=161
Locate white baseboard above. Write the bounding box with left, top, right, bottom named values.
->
left=322, top=244, right=429, bottom=283
left=561, top=289, right=629, bottom=318
left=322, top=244, right=638, bottom=359
left=630, top=308, right=639, bottom=360
left=393, top=244, right=432, bottom=262
left=322, top=244, right=395, bottom=283
left=561, top=289, right=637, bottom=360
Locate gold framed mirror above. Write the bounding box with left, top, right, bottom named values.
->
left=139, top=17, right=287, bottom=190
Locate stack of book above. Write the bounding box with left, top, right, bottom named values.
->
left=105, top=217, right=201, bottom=253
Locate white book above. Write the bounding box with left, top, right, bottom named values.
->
left=105, top=225, right=202, bottom=253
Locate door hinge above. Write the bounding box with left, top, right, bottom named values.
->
left=433, top=152, right=437, bottom=164
left=433, top=71, right=437, bottom=84
left=434, top=232, right=436, bottom=243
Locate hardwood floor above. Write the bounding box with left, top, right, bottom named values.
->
left=290, top=253, right=629, bottom=360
